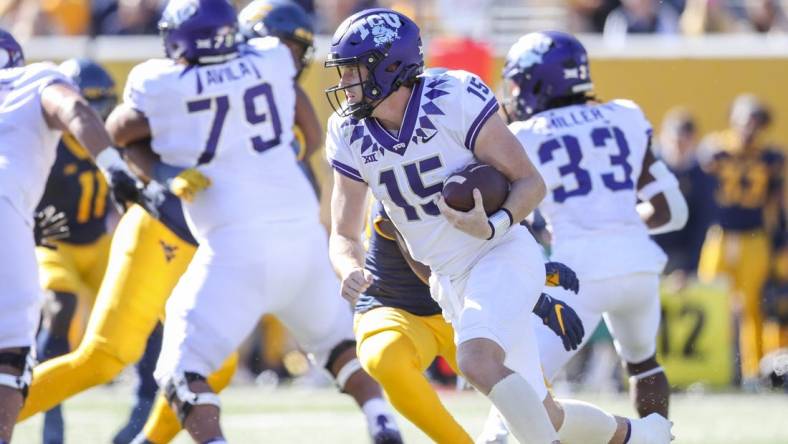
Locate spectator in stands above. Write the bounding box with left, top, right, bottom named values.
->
left=566, top=0, right=621, bottom=33
left=745, top=0, right=788, bottom=33
left=91, top=0, right=165, bottom=36
left=603, top=0, right=680, bottom=38
left=653, top=108, right=715, bottom=275
left=680, top=0, right=747, bottom=35
left=1, top=0, right=89, bottom=38
left=316, top=0, right=379, bottom=33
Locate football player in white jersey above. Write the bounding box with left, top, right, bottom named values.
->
left=0, top=29, right=144, bottom=444
left=480, top=31, right=688, bottom=443
left=104, top=1, right=401, bottom=443
left=325, top=9, right=673, bottom=444
left=507, top=30, right=688, bottom=416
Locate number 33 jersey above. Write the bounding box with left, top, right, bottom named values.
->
left=123, top=38, right=316, bottom=238
left=510, top=100, right=667, bottom=279
left=326, top=69, right=505, bottom=278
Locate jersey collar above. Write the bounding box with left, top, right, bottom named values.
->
left=364, top=80, right=424, bottom=156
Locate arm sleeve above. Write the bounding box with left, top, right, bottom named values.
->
left=457, top=72, right=500, bottom=151
left=325, top=115, right=365, bottom=183
left=123, top=62, right=155, bottom=114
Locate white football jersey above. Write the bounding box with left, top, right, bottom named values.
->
left=510, top=100, right=667, bottom=278
left=0, top=63, right=71, bottom=222
left=124, top=40, right=315, bottom=238
left=326, top=69, right=511, bottom=278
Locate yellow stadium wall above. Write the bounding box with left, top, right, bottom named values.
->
left=99, top=57, right=788, bottom=149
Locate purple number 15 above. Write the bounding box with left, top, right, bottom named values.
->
left=187, top=82, right=282, bottom=164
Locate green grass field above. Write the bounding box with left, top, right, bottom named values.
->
left=12, top=384, right=788, bottom=443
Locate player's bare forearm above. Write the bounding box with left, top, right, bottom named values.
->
left=503, top=173, right=546, bottom=225
left=328, top=232, right=367, bottom=278
left=41, top=83, right=113, bottom=158
left=295, top=85, right=323, bottom=160
left=329, top=171, right=370, bottom=277
left=474, top=112, right=546, bottom=223
left=642, top=193, right=670, bottom=228
left=123, top=141, right=159, bottom=182
left=105, top=103, right=152, bottom=148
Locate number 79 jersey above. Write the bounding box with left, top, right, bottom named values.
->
left=123, top=39, right=315, bottom=238
left=326, top=69, right=505, bottom=278
left=510, top=99, right=666, bottom=279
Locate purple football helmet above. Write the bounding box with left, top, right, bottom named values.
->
left=502, top=31, right=593, bottom=122
left=158, top=0, right=239, bottom=65
left=0, top=29, right=24, bottom=69
left=324, top=8, right=424, bottom=119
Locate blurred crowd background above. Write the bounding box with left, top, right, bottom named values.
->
left=7, top=0, right=787, bottom=395
left=3, top=0, right=788, bottom=39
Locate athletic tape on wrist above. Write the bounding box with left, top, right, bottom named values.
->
left=486, top=208, right=513, bottom=240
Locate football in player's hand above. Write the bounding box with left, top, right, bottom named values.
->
left=442, top=162, right=509, bottom=215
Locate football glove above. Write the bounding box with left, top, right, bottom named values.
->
left=169, top=168, right=210, bottom=202
left=106, top=168, right=146, bottom=213
left=153, top=162, right=211, bottom=203
left=33, top=205, right=70, bottom=249
left=533, top=293, right=585, bottom=351
left=545, top=261, right=580, bottom=294
left=95, top=148, right=145, bottom=213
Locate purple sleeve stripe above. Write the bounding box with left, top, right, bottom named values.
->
left=464, top=98, right=500, bottom=151
left=330, top=159, right=365, bottom=182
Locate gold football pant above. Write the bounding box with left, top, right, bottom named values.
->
left=355, top=307, right=472, bottom=444
left=19, top=205, right=235, bottom=424
left=36, top=234, right=111, bottom=344
left=699, top=226, right=770, bottom=379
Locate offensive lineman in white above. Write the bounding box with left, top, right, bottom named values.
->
left=0, top=30, right=145, bottom=443
left=105, top=1, right=402, bottom=443
left=481, top=31, right=687, bottom=443
left=325, top=9, right=673, bottom=444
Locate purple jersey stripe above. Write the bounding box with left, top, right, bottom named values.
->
left=330, top=159, right=365, bottom=182
left=464, top=97, right=499, bottom=151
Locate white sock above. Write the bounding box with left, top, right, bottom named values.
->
left=556, top=399, right=618, bottom=444
left=361, top=397, right=399, bottom=435
left=487, top=373, right=558, bottom=444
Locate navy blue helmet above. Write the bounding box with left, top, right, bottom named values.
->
left=502, top=31, right=593, bottom=121
left=158, top=0, right=239, bottom=65
left=0, top=29, right=24, bottom=69
left=59, top=58, right=117, bottom=121
left=239, top=1, right=315, bottom=76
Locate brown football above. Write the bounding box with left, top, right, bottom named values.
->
left=442, top=162, right=510, bottom=215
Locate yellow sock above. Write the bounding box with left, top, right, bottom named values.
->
left=358, top=331, right=472, bottom=444
left=142, top=353, right=239, bottom=443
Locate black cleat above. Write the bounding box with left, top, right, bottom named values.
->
left=373, top=428, right=403, bottom=444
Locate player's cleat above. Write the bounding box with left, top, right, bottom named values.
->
left=112, top=396, right=155, bottom=444
left=373, top=428, right=403, bottom=444
left=42, top=405, right=64, bottom=444
left=629, top=413, right=674, bottom=444
left=476, top=408, right=509, bottom=444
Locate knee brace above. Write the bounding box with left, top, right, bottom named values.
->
left=164, top=372, right=221, bottom=424
left=0, top=348, right=34, bottom=399
left=324, top=339, right=362, bottom=391
left=626, top=355, right=664, bottom=383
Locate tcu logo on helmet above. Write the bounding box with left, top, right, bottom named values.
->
left=510, top=33, right=553, bottom=71
left=162, top=0, right=199, bottom=26
left=353, top=13, right=402, bottom=46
